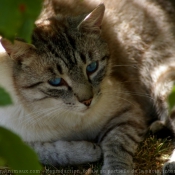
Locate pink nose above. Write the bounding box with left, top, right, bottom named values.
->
left=81, top=98, right=92, bottom=106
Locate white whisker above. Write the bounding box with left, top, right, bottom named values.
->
left=102, top=88, right=153, bottom=100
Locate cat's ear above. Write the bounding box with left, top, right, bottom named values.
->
left=78, top=3, right=105, bottom=34
left=1, top=38, right=36, bottom=59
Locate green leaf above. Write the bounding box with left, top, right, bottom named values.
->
left=0, top=157, right=5, bottom=166
left=168, top=86, right=175, bottom=111
left=0, top=0, right=42, bottom=42
left=18, top=19, right=34, bottom=43
left=0, top=87, right=12, bottom=106
left=0, top=127, right=42, bottom=174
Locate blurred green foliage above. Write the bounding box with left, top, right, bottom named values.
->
left=0, top=0, right=42, bottom=42
left=0, top=87, right=12, bottom=106
left=0, top=0, right=42, bottom=174
left=0, top=127, right=42, bottom=174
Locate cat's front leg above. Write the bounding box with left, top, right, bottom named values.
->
left=99, top=112, right=146, bottom=175
left=28, top=140, right=102, bottom=166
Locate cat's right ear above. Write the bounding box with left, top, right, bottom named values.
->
left=78, top=4, right=105, bottom=34
left=0, top=38, right=36, bottom=60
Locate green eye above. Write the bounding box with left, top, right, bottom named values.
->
left=86, top=61, right=98, bottom=74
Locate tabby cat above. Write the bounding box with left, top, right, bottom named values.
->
left=0, top=0, right=175, bottom=174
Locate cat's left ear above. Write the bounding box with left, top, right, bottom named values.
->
left=78, top=3, right=105, bottom=34
left=1, top=38, right=36, bottom=59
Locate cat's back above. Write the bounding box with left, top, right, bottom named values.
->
left=40, top=0, right=175, bottom=55
left=102, top=0, right=175, bottom=123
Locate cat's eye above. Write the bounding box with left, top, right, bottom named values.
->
left=48, top=78, right=62, bottom=86
left=86, top=61, right=98, bottom=75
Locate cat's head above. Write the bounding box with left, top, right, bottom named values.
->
left=1, top=4, right=109, bottom=115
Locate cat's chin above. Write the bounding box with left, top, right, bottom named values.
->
left=80, top=106, right=91, bottom=113
left=76, top=103, right=97, bottom=115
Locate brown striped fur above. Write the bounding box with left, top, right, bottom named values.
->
left=1, top=0, right=175, bottom=174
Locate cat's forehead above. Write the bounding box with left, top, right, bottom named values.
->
left=33, top=17, right=95, bottom=53
left=31, top=18, right=104, bottom=69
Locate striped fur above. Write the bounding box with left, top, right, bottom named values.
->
left=1, top=0, right=175, bottom=174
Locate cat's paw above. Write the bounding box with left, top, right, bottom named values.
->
left=150, top=121, right=173, bottom=138
left=28, top=140, right=102, bottom=165
left=162, top=161, right=175, bottom=175
left=150, top=120, right=165, bottom=132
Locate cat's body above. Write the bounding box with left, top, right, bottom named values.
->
left=0, top=0, right=175, bottom=174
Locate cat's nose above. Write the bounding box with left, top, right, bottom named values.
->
left=81, top=98, right=92, bottom=106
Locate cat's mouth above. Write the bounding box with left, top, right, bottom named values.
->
left=78, top=98, right=93, bottom=113
left=80, top=94, right=100, bottom=113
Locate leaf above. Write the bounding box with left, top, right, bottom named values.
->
left=0, top=157, right=5, bottom=166
left=168, top=86, right=175, bottom=111
left=18, top=19, right=34, bottom=43
left=0, top=127, right=42, bottom=174
left=0, top=0, right=42, bottom=42
left=0, top=87, right=12, bottom=106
